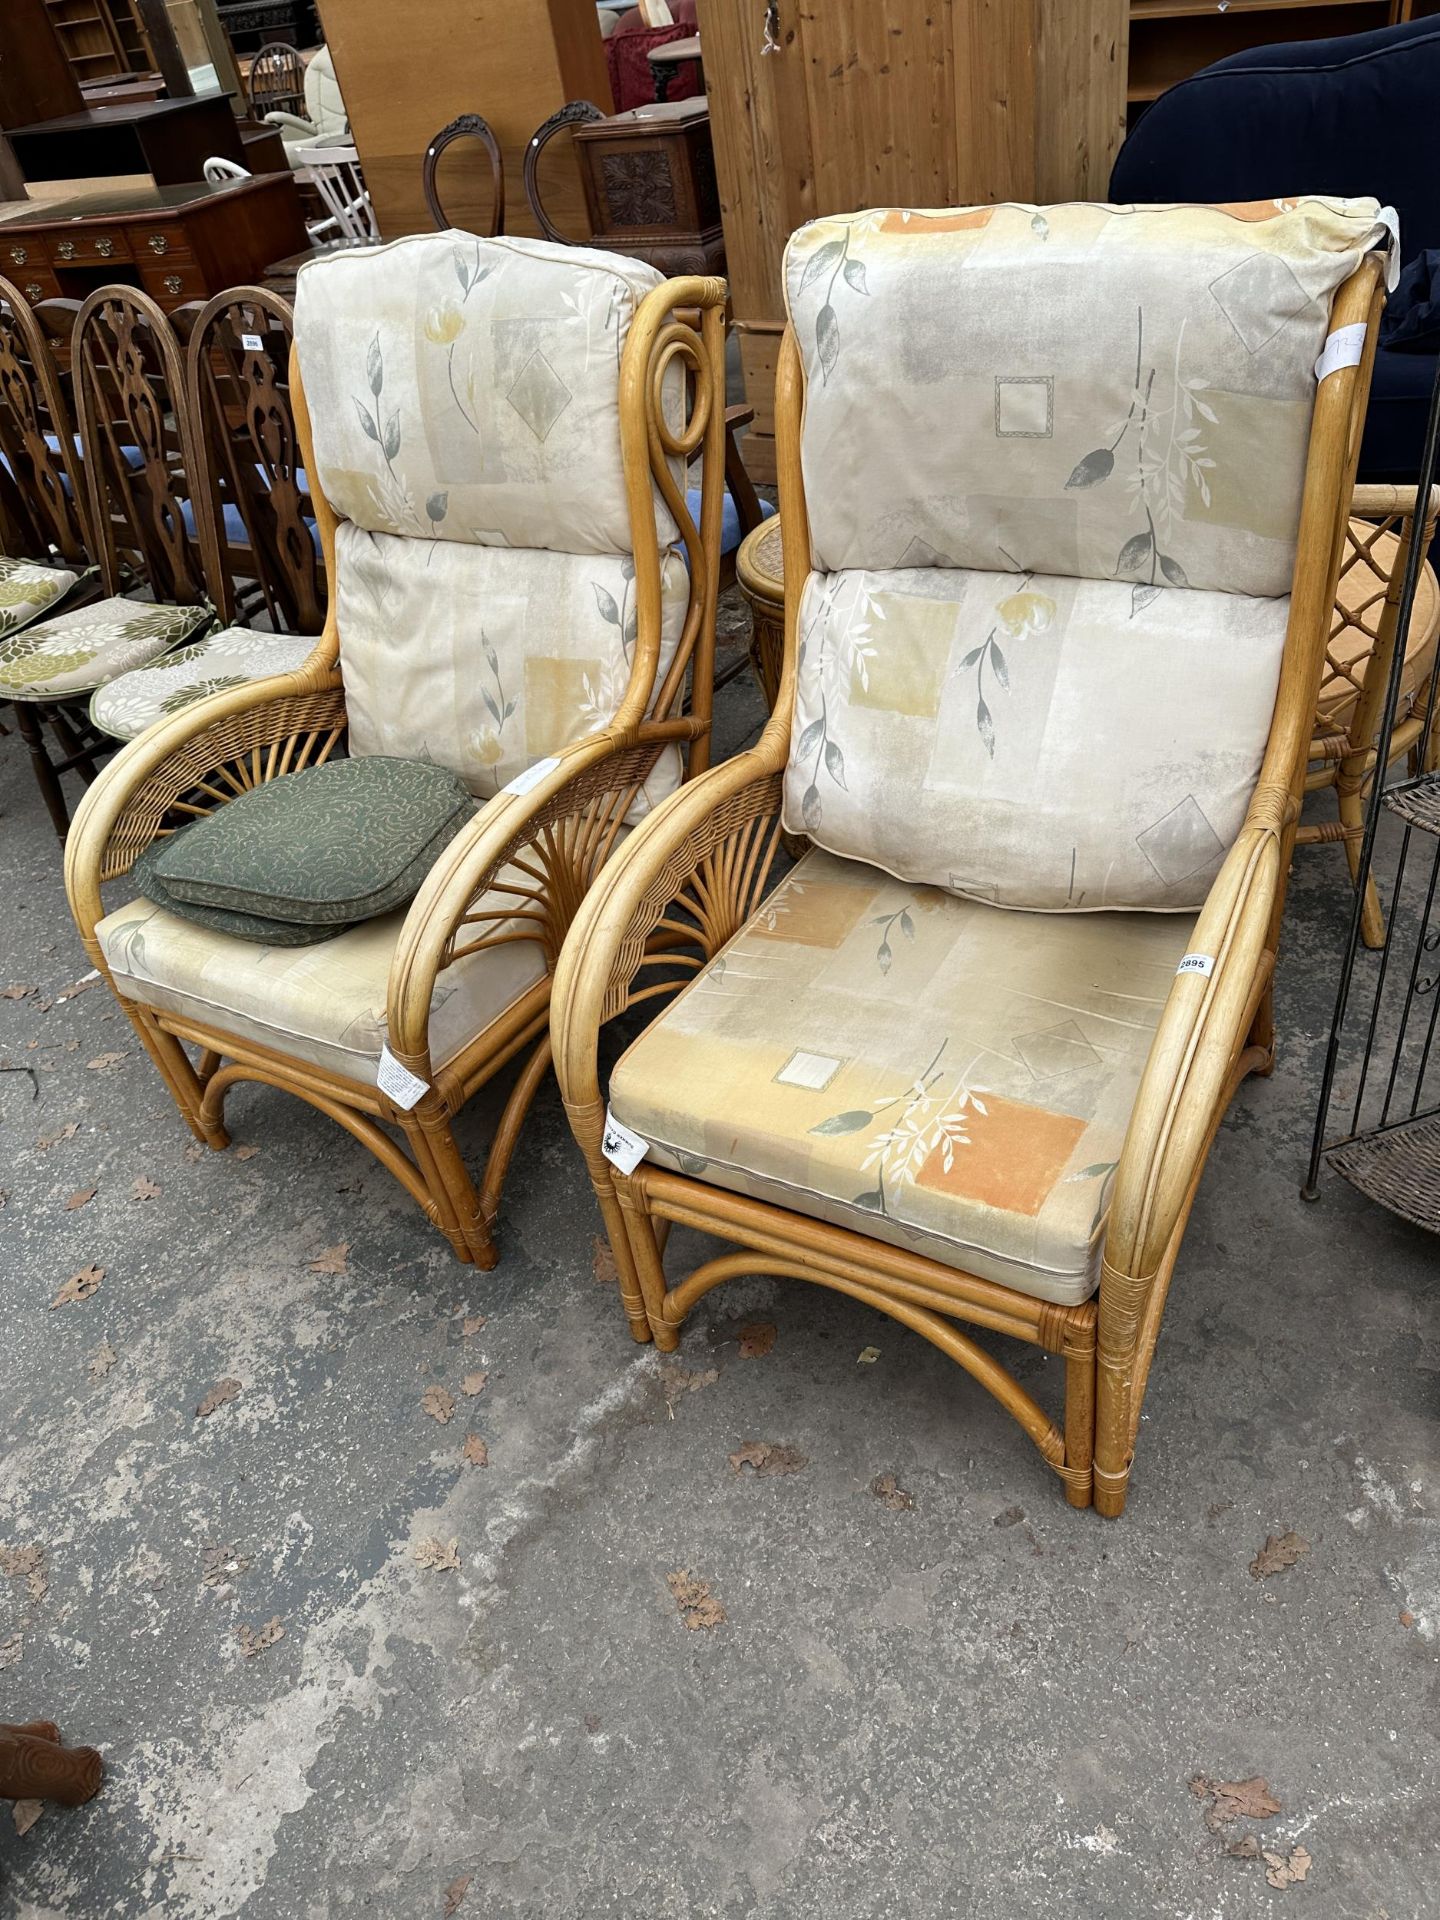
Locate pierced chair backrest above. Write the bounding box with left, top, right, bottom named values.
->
left=73, top=287, right=209, bottom=610
left=248, top=40, right=307, bottom=119
left=293, top=228, right=724, bottom=803
left=0, top=280, right=90, bottom=571
left=185, top=287, right=326, bottom=637
left=779, top=197, right=1394, bottom=912
left=423, top=114, right=505, bottom=237
left=524, top=102, right=605, bottom=247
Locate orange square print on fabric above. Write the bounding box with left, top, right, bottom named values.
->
left=915, top=1092, right=1086, bottom=1219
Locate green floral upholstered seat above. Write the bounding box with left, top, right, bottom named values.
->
left=0, top=596, right=211, bottom=704
left=0, top=555, right=80, bottom=642
left=90, top=627, right=317, bottom=742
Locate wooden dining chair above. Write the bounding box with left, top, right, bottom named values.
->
left=422, top=114, right=505, bottom=236
left=523, top=101, right=605, bottom=245
left=247, top=40, right=307, bottom=121
left=89, top=289, right=325, bottom=745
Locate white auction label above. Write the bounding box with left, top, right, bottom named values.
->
left=503, top=755, right=561, bottom=798
left=1314, top=322, right=1367, bottom=383
left=240, top=332, right=265, bottom=352
left=1377, top=205, right=1401, bottom=291
left=1176, top=952, right=1216, bottom=979
left=377, top=1043, right=429, bottom=1109
left=601, top=1108, right=648, bottom=1175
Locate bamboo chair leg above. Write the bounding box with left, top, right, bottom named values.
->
left=615, top=1176, right=679, bottom=1350
left=1337, top=775, right=1387, bottom=949
left=11, top=700, right=71, bottom=841
left=1092, top=1260, right=1148, bottom=1519
left=1061, top=1321, right=1097, bottom=1511
left=405, top=1104, right=497, bottom=1269
left=130, top=1005, right=231, bottom=1149
left=478, top=1033, right=553, bottom=1226
left=561, top=1091, right=653, bottom=1343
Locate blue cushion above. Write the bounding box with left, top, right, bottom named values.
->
left=684, top=486, right=775, bottom=558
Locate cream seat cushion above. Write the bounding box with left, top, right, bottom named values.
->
left=609, top=850, right=1196, bottom=1307
left=784, top=564, right=1289, bottom=910
left=98, top=887, right=548, bottom=1087
left=0, top=556, right=79, bottom=641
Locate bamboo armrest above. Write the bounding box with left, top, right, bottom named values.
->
left=550, top=746, right=785, bottom=1120
left=386, top=727, right=732, bottom=1062
left=1103, top=823, right=1282, bottom=1288
left=1351, top=482, right=1440, bottom=524
left=64, top=665, right=345, bottom=945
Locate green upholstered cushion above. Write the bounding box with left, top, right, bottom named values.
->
left=149, top=756, right=477, bottom=927
left=132, top=837, right=348, bottom=947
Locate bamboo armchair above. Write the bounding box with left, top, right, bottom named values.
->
left=65, top=241, right=727, bottom=1268
left=1302, top=484, right=1440, bottom=946
left=553, top=210, right=1385, bottom=1517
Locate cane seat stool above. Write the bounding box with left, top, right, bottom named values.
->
left=553, top=196, right=1393, bottom=1516
left=64, top=230, right=729, bottom=1267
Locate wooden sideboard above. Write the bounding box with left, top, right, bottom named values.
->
left=0, top=174, right=307, bottom=311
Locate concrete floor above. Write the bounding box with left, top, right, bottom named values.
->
left=1, top=605, right=1437, bottom=1920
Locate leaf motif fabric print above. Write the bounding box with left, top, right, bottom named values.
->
left=809, top=1036, right=986, bottom=1218
left=954, top=573, right=1053, bottom=758
left=354, top=333, right=416, bottom=528
left=796, top=227, right=869, bottom=384
left=1064, top=309, right=1214, bottom=596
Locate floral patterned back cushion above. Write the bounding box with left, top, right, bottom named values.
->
left=336, top=524, right=688, bottom=810
left=782, top=566, right=1288, bottom=911
left=295, top=230, right=679, bottom=557
left=784, top=198, right=1391, bottom=597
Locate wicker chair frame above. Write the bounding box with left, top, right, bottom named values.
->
left=64, top=275, right=730, bottom=1268
left=551, top=256, right=1387, bottom=1518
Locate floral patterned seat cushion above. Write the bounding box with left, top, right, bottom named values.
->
left=0, top=555, right=80, bottom=640
left=90, top=627, right=316, bottom=742
left=97, top=878, right=549, bottom=1087
left=0, top=597, right=211, bottom=702
left=784, top=565, right=1289, bottom=910
left=609, top=850, right=1197, bottom=1307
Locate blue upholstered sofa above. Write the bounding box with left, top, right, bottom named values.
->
left=1110, top=14, right=1440, bottom=484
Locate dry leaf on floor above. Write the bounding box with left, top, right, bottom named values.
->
left=1264, top=1845, right=1312, bottom=1890
left=200, top=1542, right=251, bottom=1587
left=0, top=1544, right=48, bottom=1604
left=871, top=1472, right=914, bottom=1511
left=443, top=1872, right=472, bottom=1914
left=728, top=1441, right=807, bottom=1477
left=0, top=1633, right=22, bottom=1670
left=85, top=1052, right=127, bottom=1072
left=183, top=1142, right=205, bottom=1163
left=857, top=1345, right=881, bottom=1365
left=308, top=1242, right=349, bottom=1274
left=234, top=1616, right=284, bottom=1659
left=666, top=1569, right=725, bottom=1630
left=1249, top=1532, right=1310, bottom=1580
left=54, top=976, right=98, bottom=1004
left=461, top=1372, right=487, bottom=1397
left=461, top=1315, right=485, bottom=1337
left=36, top=1120, right=79, bottom=1152
left=414, top=1536, right=461, bottom=1572
left=131, top=1176, right=161, bottom=1201
left=11, top=1798, right=42, bottom=1836
left=661, top=1362, right=718, bottom=1409
left=1227, top=1836, right=1260, bottom=1860
left=738, top=1321, right=776, bottom=1358
left=461, top=1434, right=489, bottom=1468
left=234, top=1144, right=260, bottom=1161
left=64, top=1187, right=96, bottom=1211
left=1190, top=1775, right=1281, bottom=1832
left=1401, top=1609, right=1416, bottom=1627
left=88, top=1341, right=118, bottom=1379
left=592, top=1236, right=618, bottom=1286
left=196, top=1378, right=242, bottom=1419
left=422, top=1385, right=456, bottom=1424
left=50, top=1265, right=104, bottom=1308
left=1, top=983, right=35, bottom=1000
